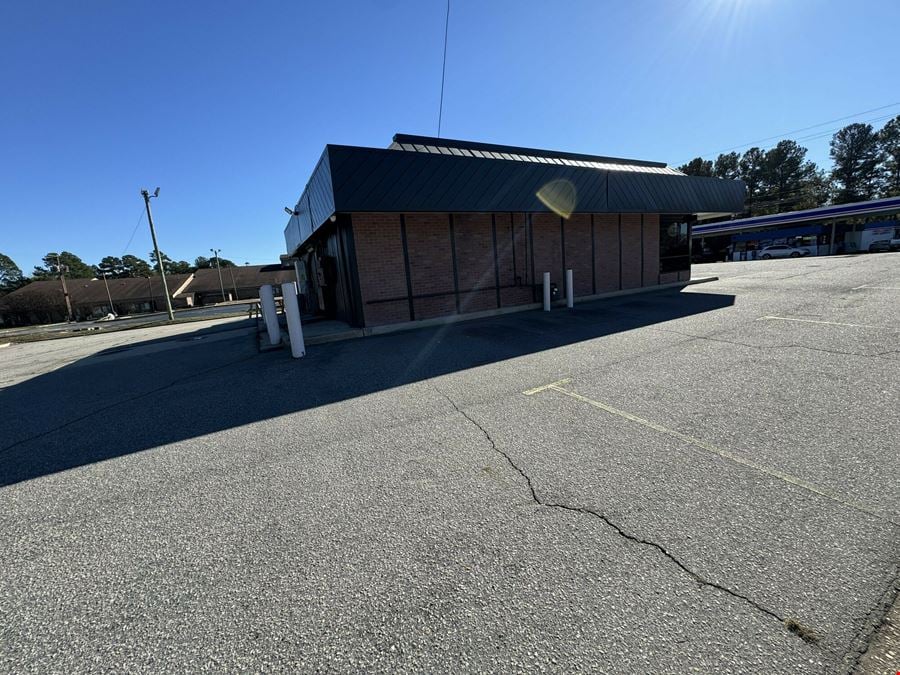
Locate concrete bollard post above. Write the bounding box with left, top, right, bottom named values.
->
left=281, top=282, right=306, bottom=358
left=543, top=272, right=551, bottom=311
left=259, top=284, right=280, bottom=346
left=566, top=269, right=574, bottom=308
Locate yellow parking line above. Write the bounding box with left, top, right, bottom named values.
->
left=758, top=315, right=877, bottom=329
left=523, top=381, right=894, bottom=525
left=522, top=378, right=572, bottom=396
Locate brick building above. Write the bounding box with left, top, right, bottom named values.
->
left=283, top=134, right=745, bottom=328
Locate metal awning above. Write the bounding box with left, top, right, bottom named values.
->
left=694, top=196, right=900, bottom=237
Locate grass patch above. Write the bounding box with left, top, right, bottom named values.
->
left=785, top=618, right=819, bottom=644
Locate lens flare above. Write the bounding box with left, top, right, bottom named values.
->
left=536, top=179, right=577, bottom=219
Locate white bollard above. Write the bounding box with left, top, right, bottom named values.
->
left=566, top=269, right=574, bottom=308
left=259, top=284, right=281, bottom=346
left=281, top=282, right=306, bottom=358
left=543, top=272, right=551, bottom=311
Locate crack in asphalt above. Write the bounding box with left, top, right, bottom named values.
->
left=435, top=388, right=816, bottom=645
left=841, top=564, right=900, bottom=674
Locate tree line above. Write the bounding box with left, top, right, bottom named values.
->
left=4, top=115, right=899, bottom=296
left=0, top=250, right=240, bottom=296
left=678, top=115, right=900, bottom=216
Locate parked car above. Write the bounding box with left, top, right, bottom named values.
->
left=758, top=244, right=811, bottom=259
left=890, top=236, right=900, bottom=251
left=868, top=239, right=891, bottom=253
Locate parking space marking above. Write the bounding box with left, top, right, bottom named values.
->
left=524, top=380, right=894, bottom=525
left=522, top=378, right=572, bottom=396
left=757, top=315, right=877, bottom=329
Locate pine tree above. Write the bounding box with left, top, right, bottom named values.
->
left=830, top=123, right=881, bottom=203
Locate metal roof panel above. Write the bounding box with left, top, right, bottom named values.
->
left=285, top=142, right=745, bottom=253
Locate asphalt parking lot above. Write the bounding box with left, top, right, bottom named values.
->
left=1, top=253, right=898, bottom=673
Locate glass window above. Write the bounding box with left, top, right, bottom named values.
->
left=660, top=216, right=691, bottom=273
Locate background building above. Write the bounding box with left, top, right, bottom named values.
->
left=0, top=264, right=295, bottom=326
left=692, top=196, right=900, bottom=260
left=174, top=265, right=296, bottom=306
left=283, top=134, right=746, bottom=328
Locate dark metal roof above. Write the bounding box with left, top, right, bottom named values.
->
left=0, top=275, right=193, bottom=308
left=284, top=134, right=746, bottom=254
left=185, top=266, right=296, bottom=294
left=694, top=195, right=900, bottom=237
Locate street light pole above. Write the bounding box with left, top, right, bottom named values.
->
left=210, top=247, right=227, bottom=302
left=54, top=254, right=73, bottom=322
left=141, top=188, right=175, bottom=321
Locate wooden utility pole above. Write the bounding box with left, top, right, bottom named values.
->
left=141, top=188, right=175, bottom=321
left=54, top=254, right=73, bottom=322
left=211, top=248, right=227, bottom=302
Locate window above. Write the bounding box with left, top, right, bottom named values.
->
left=660, top=216, right=691, bottom=273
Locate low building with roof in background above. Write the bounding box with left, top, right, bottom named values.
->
left=0, top=263, right=296, bottom=326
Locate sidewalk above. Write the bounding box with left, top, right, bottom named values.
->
left=258, top=276, right=719, bottom=352
left=257, top=317, right=363, bottom=351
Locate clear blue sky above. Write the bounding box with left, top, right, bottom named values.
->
left=2, top=0, right=898, bottom=274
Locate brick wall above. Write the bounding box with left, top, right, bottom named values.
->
left=532, top=213, right=564, bottom=294
left=405, top=213, right=456, bottom=319
left=497, top=213, right=533, bottom=306
left=563, top=214, right=593, bottom=296
left=642, top=214, right=661, bottom=287
left=453, top=213, right=498, bottom=313
left=352, top=213, right=410, bottom=325
left=351, top=210, right=667, bottom=327
left=594, top=214, right=620, bottom=293
left=620, top=214, right=643, bottom=290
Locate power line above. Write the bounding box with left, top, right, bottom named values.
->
left=674, top=110, right=897, bottom=169
left=120, top=207, right=146, bottom=258
left=437, top=0, right=450, bottom=137
left=790, top=113, right=896, bottom=145
left=679, top=102, right=900, bottom=165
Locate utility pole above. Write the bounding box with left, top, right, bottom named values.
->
left=100, top=270, right=115, bottom=315
left=227, top=266, right=239, bottom=300
left=141, top=188, right=175, bottom=321
left=145, top=276, right=154, bottom=311
left=54, top=254, right=73, bottom=322
left=210, top=247, right=227, bottom=302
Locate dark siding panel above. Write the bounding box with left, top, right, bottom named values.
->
left=284, top=215, right=303, bottom=254
left=396, top=155, right=457, bottom=209
left=331, top=149, right=621, bottom=215
left=332, top=152, right=392, bottom=208
left=284, top=148, right=335, bottom=254
left=289, top=144, right=745, bottom=251
left=307, top=151, right=335, bottom=227
left=427, top=157, right=496, bottom=209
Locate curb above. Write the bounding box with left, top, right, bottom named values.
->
left=258, top=276, right=720, bottom=352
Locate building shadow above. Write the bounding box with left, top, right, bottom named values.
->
left=0, top=288, right=735, bottom=487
